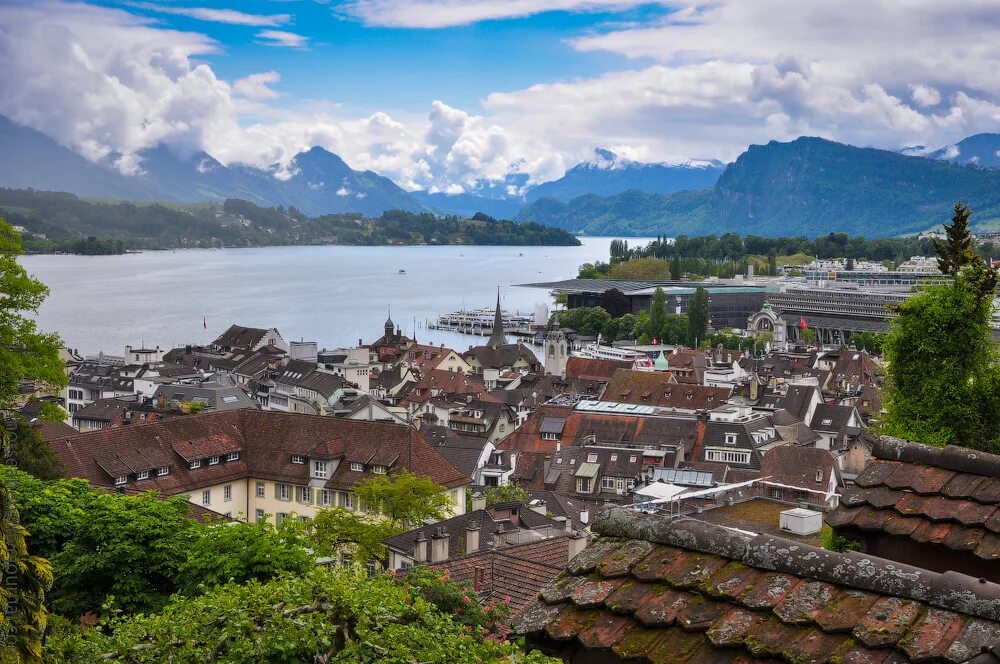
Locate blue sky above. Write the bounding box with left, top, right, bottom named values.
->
left=3, top=1, right=1000, bottom=192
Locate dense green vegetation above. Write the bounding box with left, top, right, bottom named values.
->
left=0, top=189, right=579, bottom=254
left=881, top=204, right=1000, bottom=451
left=517, top=137, right=1000, bottom=237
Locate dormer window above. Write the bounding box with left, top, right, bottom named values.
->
left=610, top=454, right=618, bottom=462
left=190, top=460, right=201, bottom=469
left=208, top=456, right=220, bottom=466
left=373, top=465, right=387, bottom=474
left=115, top=475, right=128, bottom=486
left=291, top=455, right=306, bottom=464
left=587, top=453, right=598, bottom=463
left=350, top=462, right=364, bottom=472
left=815, top=469, right=824, bottom=483
left=226, top=452, right=239, bottom=461
left=312, top=460, right=329, bottom=479
left=725, top=433, right=738, bottom=445
left=157, top=466, right=169, bottom=476
left=137, top=470, right=149, bottom=480
left=629, top=455, right=637, bottom=463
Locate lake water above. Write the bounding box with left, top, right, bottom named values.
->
left=19, top=238, right=642, bottom=356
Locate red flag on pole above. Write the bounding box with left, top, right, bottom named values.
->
left=799, top=316, right=807, bottom=330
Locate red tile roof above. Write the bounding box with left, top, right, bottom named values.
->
left=518, top=508, right=1000, bottom=663
left=47, top=410, right=468, bottom=493
left=564, top=357, right=632, bottom=381
left=603, top=369, right=731, bottom=410
left=828, top=436, right=1000, bottom=563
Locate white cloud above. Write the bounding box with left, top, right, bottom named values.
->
left=255, top=29, right=308, bottom=48
left=339, top=0, right=658, bottom=28
left=233, top=71, right=282, bottom=99
left=129, top=3, right=291, bottom=27
left=909, top=84, right=941, bottom=108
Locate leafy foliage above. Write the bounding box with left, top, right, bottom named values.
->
left=309, top=507, right=401, bottom=564
left=354, top=470, right=453, bottom=530
left=482, top=484, right=529, bottom=507
left=606, top=257, right=670, bottom=280
left=402, top=567, right=512, bottom=641
left=687, top=286, right=709, bottom=347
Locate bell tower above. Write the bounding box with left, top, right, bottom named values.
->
left=544, top=314, right=568, bottom=378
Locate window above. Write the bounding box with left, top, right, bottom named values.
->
left=601, top=477, right=615, bottom=489
left=815, top=469, right=824, bottom=483
left=201, top=489, right=211, bottom=506
left=224, top=512, right=231, bottom=518
left=629, top=455, right=637, bottom=463
left=137, top=470, right=149, bottom=480
left=190, top=460, right=201, bottom=469
left=291, top=455, right=306, bottom=464
left=255, top=508, right=265, bottom=523
left=724, top=433, right=738, bottom=445
left=224, top=485, right=232, bottom=502
left=312, top=460, right=328, bottom=479
left=297, top=486, right=309, bottom=503
left=157, top=466, right=169, bottom=476
left=373, top=465, right=387, bottom=474
left=256, top=481, right=265, bottom=498
left=587, top=453, right=598, bottom=463
left=299, top=515, right=310, bottom=523
left=541, top=432, right=559, bottom=441
left=320, top=490, right=332, bottom=507
left=350, top=462, right=364, bottom=472
left=821, top=418, right=833, bottom=427
left=225, top=452, right=239, bottom=461
left=342, top=492, right=354, bottom=509
left=499, top=423, right=505, bottom=432
left=276, top=512, right=286, bottom=525
left=278, top=483, right=290, bottom=501
left=610, top=454, right=617, bottom=461
left=569, top=459, right=576, bottom=465
left=208, top=456, right=220, bottom=465
left=705, top=449, right=751, bottom=465
left=578, top=478, right=591, bottom=493
left=115, top=475, right=128, bottom=486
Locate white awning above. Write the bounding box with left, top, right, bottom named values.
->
left=634, top=482, right=687, bottom=501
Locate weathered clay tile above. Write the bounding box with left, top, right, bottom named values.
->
left=663, top=551, right=728, bottom=588
left=773, top=580, right=838, bottom=624
left=735, top=572, right=802, bottom=609
left=864, top=486, right=908, bottom=509
left=853, top=596, right=923, bottom=647
left=545, top=604, right=597, bottom=640
left=910, top=519, right=953, bottom=544
left=854, top=460, right=900, bottom=488
left=841, top=486, right=870, bottom=507
left=783, top=626, right=854, bottom=662
left=568, top=574, right=626, bottom=609
left=705, top=606, right=756, bottom=647
left=883, top=462, right=929, bottom=490
left=676, top=595, right=730, bottom=631
left=940, top=524, right=985, bottom=552
left=899, top=607, right=967, bottom=661
left=853, top=505, right=893, bottom=531
left=923, top=495, right=977, bottom=522
left=908, top=465, right=958, bottom=495
left=631, top=545, right=690, bottom=581
left=974, top=477, right=1000, bottom=504
left=896, top=492, right=931, bottom=516
left=515, top=600, right=566, bottom=635
left=883, top=513, right=923, bottom=536
left=642, top=627, right=710, bottom=663
left=604, top=579, right=659, bottom=614
left=633, top=587, right=692, bottom=627
left=539, top=572, right=589, bottom=603
left=701, top=561, right=761, bottom=599
left=973, top=531, right=1000, bottom=560
left=575, top=610, right=634, bottom=649
left=566, top=538, right=621, bottom=575
left=985, top=508, right=1000, bottom=533
left=610, top=625, right=666, bottom=660
left=943, top=617, right=1000, bottom=663
left=954, top=501, right=999, bottom=526
left=814, top=589, right=881, bottom=633
left=826, top=505, right=864, bottom=528
left=595, top=539, right=654, bottom=578
left=941, top=472, right=991, bottom=500
left=831, top=641, right=895, bottom=664
left=742, top=614, right=807, bottom=657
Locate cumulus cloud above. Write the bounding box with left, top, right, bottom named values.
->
left=129, top=3, right=291, bottom=27
left=233, top=71, right=282, bottom=99
left=255, top=29, right=308, bottom=48
left=338, top=0, right=657, bottom=28
left=909, top=84, right=941, bottom=108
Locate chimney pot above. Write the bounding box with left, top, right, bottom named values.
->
left=567, top=532, right=588, bottom=562
left=430, top=527, right=450, bottom=563
left=465, top=520, right=480, bottom=554
left=413, top=532, right=428, bottom=564
left=471, top=492, right=486, bottom=512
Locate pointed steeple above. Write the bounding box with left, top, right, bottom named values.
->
left=487, top=287, right=508, bottom=348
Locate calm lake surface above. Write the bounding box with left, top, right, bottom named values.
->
left=20, top=238, right=645, bottom=355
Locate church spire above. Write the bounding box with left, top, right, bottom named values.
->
left=487, top=287, right=508, bottom=348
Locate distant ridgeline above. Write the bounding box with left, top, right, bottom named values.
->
left=0, top=189, right=580, bottom=253
left=516, top=136, right=1000, bottom=238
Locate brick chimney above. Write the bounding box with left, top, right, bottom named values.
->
left=466, top=520, right=480, bottom=554
left=413, top=532, right=428, bottom=564
left=567, top=532, right=588, bottom=562
left=430, top=527, right=450, bottom=563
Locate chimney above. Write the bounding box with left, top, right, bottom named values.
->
left=413, top=532, right=428, bottom=564
left=530, top=500, right=547, bottom=516
left=430, top=527, right=450, bottom=563
left=553, top=516, right=571, bottom=533
left=567, top=532, right=588, bottom=562
left=465, top=520, right=480, bottom=554
left=578, top=509, right=589, bottom=525
left=493, top=524, right=506, bottom=549
left=471, top=492, right=486, bottom=512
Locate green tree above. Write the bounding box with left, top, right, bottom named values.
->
left=45, top=568, right=558, bottom=664
left=0, top=478, right=53, bottom=663
left=649, top=288, right=666, bottom=340
left=354, top=470, right=452, bottom=530
left=686, top=286, right=709, bottom=347
left=310, top=507, right=401, bottom=564
left=0, top=219, right=66, bottom=412
left=615, top=313, right=637, bottom=341
left=51, top=492, right=199, bottom=616
left=801, top=328, right=817, bottom=343
left=482, top=484, right=529, bottom=507
left=659, top=314, right=688, bottom=345
left=179, top=519, right=314, bottom=596
left=607, top=257, right=670, bottom=280
left=581, top=307, right=611, bottom=337
left=7, top=418, right=61, bottom=480
left=932, top=202, right=977, bottom=277
left=0, top=466, right=93, bottom=561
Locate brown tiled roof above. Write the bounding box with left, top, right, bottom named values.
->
left=48, top=410, right=468, bottom=493
left=564, top=357, right=632, bottom=381
left=761, top=446, right=838, bottom=493
left=518, top=508, right=1000, bottom=663
left=428, top=537, right=571, bottom=620
left=602, top=369, right=731, bottom=410
left=828, top=436, right=1000, bottom=563
left=403, top=369, right=499, bottom=405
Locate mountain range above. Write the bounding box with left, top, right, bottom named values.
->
left=4, top=113, right=1000, bottom=237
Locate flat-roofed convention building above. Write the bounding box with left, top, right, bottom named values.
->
left=516, top=279, right=776, bottom=331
